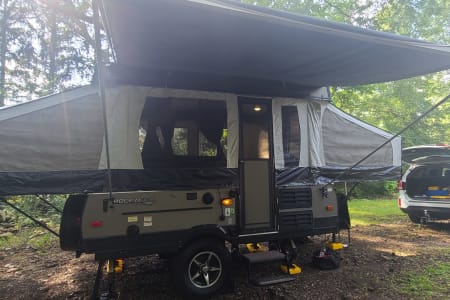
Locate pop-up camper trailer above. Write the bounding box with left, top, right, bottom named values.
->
left=1, top=0, right=450, bottom=297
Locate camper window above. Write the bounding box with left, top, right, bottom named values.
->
left=172, top=127, right=189, bottom=155
left=140, top=97, right=227, bottom=168
left=281, top=106, right=301, bottom=167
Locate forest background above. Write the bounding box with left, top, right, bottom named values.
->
left=0, top=0, right=449, bottom=220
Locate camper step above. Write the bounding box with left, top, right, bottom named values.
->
left=242, top=250, right=286, bottom=264
left=250, top=274, right=296, bottom=286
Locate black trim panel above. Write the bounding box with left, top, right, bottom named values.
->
left=122, top=206, right=213, bottom=215
left=85, top=230, right=189, bottom=259
left=0, top=165, right=400, bottom=196
left=313, top=216, right=339, bottom=230
left=80, top=225, right=233, bottom=260
left=0, top=168, right=238, bottom=195
left=276, top=166, right=401, bottom=186
left=0, top=170, right=106, bottom=196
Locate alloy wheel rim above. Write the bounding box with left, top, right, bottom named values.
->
left=188, top=251, right=223, bottom=289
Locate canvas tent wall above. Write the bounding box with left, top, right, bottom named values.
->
left=0, top=84, right=400, bottom=195
left=0, top=85, right=103, bottom=172
left=272, top=99, right=401, bottom=185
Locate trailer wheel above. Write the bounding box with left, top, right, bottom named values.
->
left=173, top=239, right=230, bottom=298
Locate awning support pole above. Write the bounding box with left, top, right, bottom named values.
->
left=93, top=0, right=113, bottom=200
left=35, top=194, right=62, bottom=214
left=328, top=92, right=450, bottom=185
left=0, top=197, right=59, bottom=237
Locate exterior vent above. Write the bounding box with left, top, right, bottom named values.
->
left=279, top=211, right=313, bottom=232
left=278, top=188, right=312, bottom=209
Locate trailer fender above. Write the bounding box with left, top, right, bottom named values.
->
left=180, top=225, right=229, bottom=248
left=60, top=194, right=88, bottom=251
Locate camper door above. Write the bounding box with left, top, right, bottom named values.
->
left=239, top=98, right=275, bottom=233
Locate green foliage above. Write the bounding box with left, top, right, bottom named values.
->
left=0, top=0, right=39, bottom=104
left=0, top=230, right=27, bottom=249
left=0, top=228, right=57, bottom=251
left=0, top=0, right=99, bottom=106
left=0, top=195, right=65, bottom=229
left=374, top=0, right=450, bottom=43
left=28, top=231, right=57, bottom=252
left=400, top=262, right=450, bottom=299
left=332, top=76, right=450, bottom=147
left=34, top=0, right=96, bottom=95
left=244, top=0, right=379, bottom=26
left=348, top=198, right=406, bottom=225
left=340, top=0, right=450, bottom=147
left=336, top=181, right=398, bottom=199
left=0, top=195, right=63, bottom=251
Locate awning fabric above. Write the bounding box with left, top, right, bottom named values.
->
left=101, top=0, right=450, bottom=90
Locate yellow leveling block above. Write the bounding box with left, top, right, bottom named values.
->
left=246, top=243, right=268, bottom=253
left=281, top=263, right=302, bottom=275
left=326, top=242, right=344, bottom=251
left=106, top=259, right=124, bottom=273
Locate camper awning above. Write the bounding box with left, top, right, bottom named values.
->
left=101, top=0, right=450, bottom=89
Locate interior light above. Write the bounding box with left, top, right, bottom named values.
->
left=221, top=198, right=233, bottom=206
left=253, top=105, right=262, bottom=112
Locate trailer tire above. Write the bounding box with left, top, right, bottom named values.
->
left=172, top=238, right=230, bottom=298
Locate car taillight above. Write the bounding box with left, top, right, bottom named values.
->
left=397, top=180, right=405, bottom=190
left=397, top=197, right=402, bottom=207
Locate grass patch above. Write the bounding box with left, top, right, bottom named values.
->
left=399, top=262, right=450, bottom=299
left=348, top=198, right=406, bottom=225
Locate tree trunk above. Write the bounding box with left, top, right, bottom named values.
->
left=0, top=0, right=9, bottom=107
left=48, top=10, right=57, bottom=93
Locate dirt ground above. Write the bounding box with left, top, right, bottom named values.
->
left=1, top=217, right=450, bottom=300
